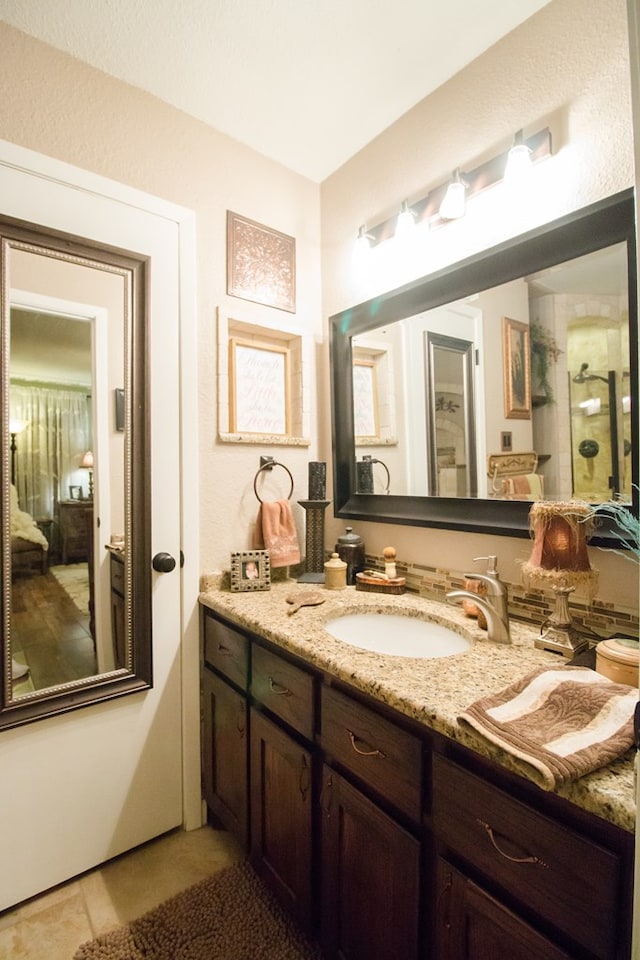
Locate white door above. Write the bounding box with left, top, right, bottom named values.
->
left=0, top=142, right=199, bottom=910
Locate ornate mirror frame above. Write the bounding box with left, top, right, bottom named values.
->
left=0, top=215, right=151, bottom=730
left=330, top=190, right=638, bottom=548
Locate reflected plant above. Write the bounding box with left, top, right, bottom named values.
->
left=530, top=323, right=563, bottom=403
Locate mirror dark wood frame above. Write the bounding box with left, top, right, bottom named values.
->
left=330, top=190, right=638, bottom=549
left=0, top=215, right=152, bottom=730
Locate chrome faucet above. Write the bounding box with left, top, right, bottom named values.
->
left=447, top=555, right=511, bottom=644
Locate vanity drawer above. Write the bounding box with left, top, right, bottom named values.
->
left=321, top=685, right=422, bottom=822
left=432, top=753, right=622, bottom=960
left=251, top=645, right=315, bottom=740
left=203, top=614, right=249, bottom=690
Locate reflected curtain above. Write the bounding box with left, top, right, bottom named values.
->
left=10, top=380, right=91, bottom=519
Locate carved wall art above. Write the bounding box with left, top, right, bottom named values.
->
left=227, top=211, right=296, bottom=313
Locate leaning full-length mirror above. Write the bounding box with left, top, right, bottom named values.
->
left=1, top=217, right=151, bottom=729
left=331, top=191, right=638, bottom=545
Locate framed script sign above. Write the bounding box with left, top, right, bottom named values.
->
left=229, top=338, right=291, bottom=436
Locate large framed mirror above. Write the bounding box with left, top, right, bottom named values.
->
left=330, top=190, right=638, bottom=547
left=1, top=215, right=151, bottom=729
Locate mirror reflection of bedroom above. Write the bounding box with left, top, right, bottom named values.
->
left=10, top=306, right=96, bottom=695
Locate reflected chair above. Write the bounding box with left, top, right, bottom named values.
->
left=10, top=485, right=48, bottom=577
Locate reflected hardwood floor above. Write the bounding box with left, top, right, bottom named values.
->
left=11, top=568, right=96, bottom=691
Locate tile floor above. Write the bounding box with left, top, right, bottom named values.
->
left=0, top=826, right=243, bottom=960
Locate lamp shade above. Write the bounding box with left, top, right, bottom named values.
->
left=81, top=450, right=94, bottom=469
left=522, top=500, right=598, bottom=599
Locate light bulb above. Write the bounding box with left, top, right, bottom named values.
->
left=395, top=200, right=415, bottom=240
left=439, top=170, right=466, bottom=220
left=505, top=130, right=533, bottom=187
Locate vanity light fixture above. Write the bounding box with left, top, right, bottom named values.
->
left=504, top=128, right=533, bottom=185
left=354, top=224, right=372, bottom=252
left=439, top=169, right=467, bottom=220
left=395, top=199, right=417, bottom=239
left=354, top=126, right=552, bottom=252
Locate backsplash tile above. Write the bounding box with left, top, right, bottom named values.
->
left=363, top=552, right=639, bottom=641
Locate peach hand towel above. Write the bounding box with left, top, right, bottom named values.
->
left=255, top=499, right=300, bottom=568
left=503, top=473, right=543, bottom=500
left=458, top=665, right=637, bottom=790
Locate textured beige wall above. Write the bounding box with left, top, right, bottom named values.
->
left=321, top=0, right=638, bottom=609
left=0, top=1, right=637, bottom=609
left=0, top=20, right=323, bottom=575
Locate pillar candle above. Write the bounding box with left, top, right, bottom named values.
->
left=308, top=461, right=326, bottom=500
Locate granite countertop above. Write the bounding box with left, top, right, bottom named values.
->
left=199, top=578, right=636, bottom=833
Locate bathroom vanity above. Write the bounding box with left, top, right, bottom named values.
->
left=199, top=583, right=635, bottom=960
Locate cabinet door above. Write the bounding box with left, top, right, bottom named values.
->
left=201, top=667, right=248, bottom=848
left=250, top=708, right=314, bottom=933
left=435, top=858, right=572, bottom=960
left=320, top=765, right=420, bottom=960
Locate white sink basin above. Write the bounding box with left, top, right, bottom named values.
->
left=324, top=613, right=471, bottom=658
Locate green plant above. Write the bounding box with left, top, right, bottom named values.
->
left=530, top=323, right=563, bottom=403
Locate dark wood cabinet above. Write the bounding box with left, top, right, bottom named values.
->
left=432, top=753, right=628, bottom=960
left=58, top=500, right=93, bottom=564
left=110, top=552, right=125, bottom=667
left=250, top=708, right=314, bottom=931
left=199, top=605, right=634, bottom=960
left=320, top=764, right=421, bottom=960
left=202, top=667, right=249, bottom=848
left=435, top=857, right=572, bottom=960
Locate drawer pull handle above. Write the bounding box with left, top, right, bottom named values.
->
left=216, top=643, right=233, bottom=656
left=477, top=819, right=549, bottom=868
left=320, top=774, right=333, bottom=818
left=347, top=730, right=386, bottom=758
left=268, top=677, right=292, bottom=697
left=236, top=702, right=246, bottom=736
left=299, top=755, right=310, bottom=800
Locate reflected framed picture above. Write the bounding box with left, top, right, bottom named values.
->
left=230, top=549, right=271, bottom=592
left=502, top=317, right=531, bottom=420
left=68, top=485, right=83, bottom=501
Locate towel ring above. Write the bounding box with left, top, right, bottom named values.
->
left=253, top=460, right=294, bottom=503
left=363, top=455, right=391, bottom=495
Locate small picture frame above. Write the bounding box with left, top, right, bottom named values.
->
left=230, top=549, right=271, bottom=592
left=68, top=484, right=83, bottom=501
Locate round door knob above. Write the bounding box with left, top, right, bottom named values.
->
left=152, top=552, right=176, bottom=573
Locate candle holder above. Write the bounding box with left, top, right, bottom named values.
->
left=297, top=499, right=330, bottom=583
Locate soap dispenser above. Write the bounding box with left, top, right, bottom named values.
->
left=335, top=526, right=365, bottom=585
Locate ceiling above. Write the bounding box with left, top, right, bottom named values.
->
left=0, top=0, right=552, bottom=182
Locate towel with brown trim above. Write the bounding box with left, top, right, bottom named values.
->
left=458, top=665, right=637, bottom=790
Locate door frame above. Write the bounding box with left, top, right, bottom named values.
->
left=0, top=138, right=201, bottom=830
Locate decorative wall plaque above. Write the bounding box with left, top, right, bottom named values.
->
left=227, top=211, right=296, bottom=313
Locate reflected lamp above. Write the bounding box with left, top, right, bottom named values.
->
left=81, top=450, right=94, bottom=499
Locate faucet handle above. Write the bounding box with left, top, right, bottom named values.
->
left=473, top=555, right=498, bottom=575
